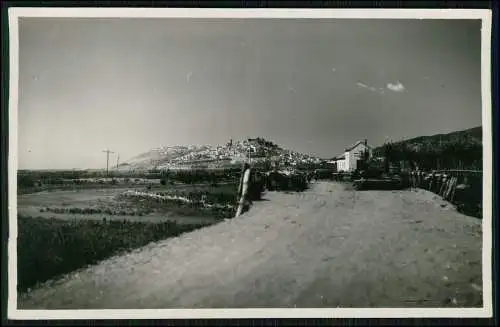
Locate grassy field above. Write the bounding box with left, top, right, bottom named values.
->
left=17, top=215, right=210, bottom=292
left=17, top=171, right=243, bottom=293
left=18, top=182, right=240, bottom=222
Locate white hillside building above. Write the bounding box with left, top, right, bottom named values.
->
left=332, top=140, right=373, bottom=172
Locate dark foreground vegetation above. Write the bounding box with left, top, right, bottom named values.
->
left=17, top=215, right=210, bottom=293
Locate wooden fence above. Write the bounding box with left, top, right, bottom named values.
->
left=409, top=169, right=483, bottom=218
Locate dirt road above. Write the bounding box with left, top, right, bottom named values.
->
left=18, top=182, right=483, bottom=309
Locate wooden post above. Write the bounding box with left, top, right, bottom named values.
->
left=449, top=177, right=458, bottom=203
left=429, top=172, right=435, bottom=191
left=446, top=176, right=455, bottom=200
left=433, top=173, right=439, bottom=193
left=237, top=163, right=246, bottom=198
left=444, top=177, right=452, bottom=200
left=442, top=176, right=449, bottom=198
left=449, top=177, right=457, bottom=199
left=449, top=177, right=455, bottom=202
left=444, top=175, right=451, bottom=197
left=443, top=177, right=449, bottom=199
left=235, top=167, right=252, bottom=217
left=439, top=175, right=447, bottom=196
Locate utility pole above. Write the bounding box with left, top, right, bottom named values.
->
left=116, top=154, right=120, bottom=169
left=102, top=149, right=115, bottom=177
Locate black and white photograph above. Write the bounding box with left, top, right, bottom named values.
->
left=7, top=8, right=493, bottom=319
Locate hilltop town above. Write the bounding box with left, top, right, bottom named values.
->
left=119, top=137, right=324, bottom=171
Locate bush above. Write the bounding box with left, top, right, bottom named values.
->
left=264, top=171, right=308, bottom=192
left=18, top=175, right=35, bottom=189
left=17, top=215, right=209, bottom=293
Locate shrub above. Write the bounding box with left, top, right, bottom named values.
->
left=18, top=175, right=35, bottom=189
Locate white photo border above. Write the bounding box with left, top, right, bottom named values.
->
left=7, top=7, right=493, bottom=320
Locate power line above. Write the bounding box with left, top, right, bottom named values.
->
left=102, top=149, right=115, bottom=176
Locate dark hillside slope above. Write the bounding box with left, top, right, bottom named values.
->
left=372, top=126, right=482, bottom=170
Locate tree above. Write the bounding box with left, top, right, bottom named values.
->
left=381, top=142, right=394, bottom=173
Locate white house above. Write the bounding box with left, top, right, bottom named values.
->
left=332, top=140, right=372, bottom=172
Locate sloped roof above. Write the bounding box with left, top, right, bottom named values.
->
left=345, top=140, right=372, bottom=152
left=331, top=140, right=371, bottom=160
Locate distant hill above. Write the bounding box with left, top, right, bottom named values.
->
left=372, top=126, right=482, bottom=170
left=120, top=137, right=323, bottom=171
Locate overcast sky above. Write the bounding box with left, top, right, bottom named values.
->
left=17, top=18, right=482, bottom=169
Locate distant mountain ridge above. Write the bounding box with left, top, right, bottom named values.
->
left=403, top=126, right=481, bottom=145
left=373, top=126, right=482, bottom=154
left=120, top=137, right=322, bottom=171
left=372, top=126, right=482, bottom=170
